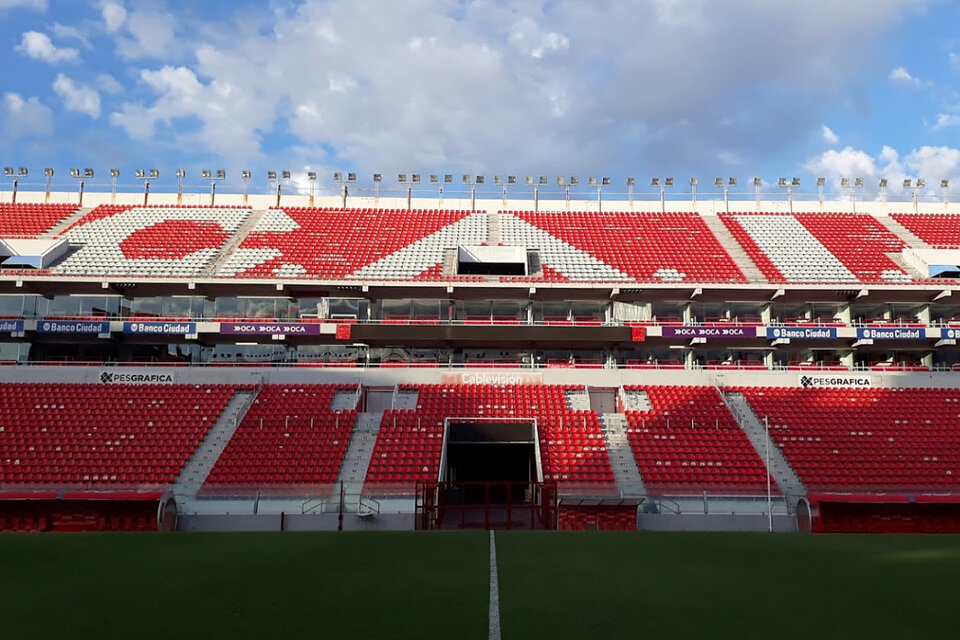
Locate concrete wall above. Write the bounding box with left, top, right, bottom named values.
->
left=178, top=512, right=415, bottom=532
left=637, top=513, right=797, bottom=533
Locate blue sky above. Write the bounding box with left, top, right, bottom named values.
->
left=1, top=0, right=959, bottom=199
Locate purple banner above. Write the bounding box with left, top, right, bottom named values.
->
left=661, top=325, right=757, bottom=339
left=220, top=322, right=323, bottom=336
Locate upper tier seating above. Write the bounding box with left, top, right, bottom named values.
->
left=0, top=203, right=78, bottom=237
left=624, top=385, right=772, bottom=493
left=0, top=383, right=236, bottom=486
left=365, top=384, right=615, bottom=491
left=503, top=211, right=746, bottom=283
left=720, top=212, right=912, bottom=283
left=217, top=208, right=483, bottom=279
left=890, top=213, right=960, bottom=248
left=53, top=205, right=250, bottom=277
left=205, top=385, right=357, bottom=486
left=737, top=387, right=960, bottom=490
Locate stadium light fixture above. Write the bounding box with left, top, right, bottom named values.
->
left=689, top=177, right=698, bottom=206
left=475, top=175, right=484, bottom=185
left=778, top=178, right=798, bottom=213
left=917, top=178, right=926, bottom=188
left=2, top=167, right=12, bottom=177
left=854, top=177, right=863, bottom=188
left=411, top=174, right=421, bottom=184
left=444, top=175, right=453, bottom=184
left=877, top=177, right=888, bottom=204
left=753, top=177, right=762, bottom=211
left=537, top=176, right=546, bottom=186
left=652, top=177, right=672, bottom=213
left=281, top=171, right=291, bottom=180
left=649, top=177, right=658, bottom=187
left=714, top=177, right=723, bottom=188
left=7, top=166, right=25, bottom=204
left=134, top=168, right=154, bottom=206
left=816, top=177, right=826, bottom=206
left=729, top=178, right=737, bottom=187
left=175, top=168, right=187, bottom=204
left=942, top=179, right=950, bottom=205
left=525, top=176, right=534, bottom=186
left=333, top=171, right=355, bottom=208
left=202, top=169, right=225, bottom=206
left=372, top=173, right=382, bottom=204
left=70, top=166, right=91, bottom=207
left=397, top=174, right=406, bottom=183
left=569, top=176, right=578, bottom=186
left=591, top=177, right=600, bottom=187
left=43, top=167, right=53, bottom=204
left=430, top=175, right=439, bottom=184
left=841, top=178, right=849, bottom=188
left=268, top=170, right=290, bottom=207
left=717, top=177, right=735, bottom=213
left=240, top=170, right=251, bottom=206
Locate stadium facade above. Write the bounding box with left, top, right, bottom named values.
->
left=2, top=183, right=960, bottom=534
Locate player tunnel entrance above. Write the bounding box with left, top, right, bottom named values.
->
left=415, top=419, right=557, bottom=530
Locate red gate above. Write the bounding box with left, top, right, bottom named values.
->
left=415, top=481, right=558, bottom=530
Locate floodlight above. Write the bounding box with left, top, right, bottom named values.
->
left=854, top=178, right=863, bottom=188
left=202, top=169, right=212, bottom=179
left=841, top=178, right=849, bottom=187
left=817, top=177, right=825, bottom=186
left=372, top=173, right=382, bottom=182
left=397, top=174, right=406, bottom=183
left=903, top=179, right=912, bottom=188
left=627, top=177, right=636, bottom=186
left=135, top=169, right=145, bottom=179
left=431, top=175, right=439, bottom=184
left=280, top=171, right=290, bottom=180
left=917, top=178, right=925, bottom=188
left=569, top=177, right=578, bottom=186
left=591, top=177, right=600, bottom=187
left=475, top=175, right=484, bottom=184
left=690, top=177, right=698, bottom=186
left=462, top=174, right=471, bottom=184
left=70, top=168, right=81, bottom=178
left=649, top=178, right=658, bottom=187
left=538, top=176, right=547, bottom=185
left=267, top=171, right=277, bottom=180
left=444, top=175, right=453, bottom=184
left=493, top=176, right=502, bottom=185
left=44, top=168, right=54, bottom=177
left=525, top=176, right=534, bottom=186
left=176, top=169, right=186, bottom=178
left=714, top=177, right=723, bottom=187
left=507, top=176, right=516, bottom=185
left=149, top=169, right=159, bottom=179
left=241, top=170, right=251, bottom=179
left=333, top=172, right=342, bottom=182
left=942, top=179, right=949, bottom=188
left=411, top=174, right=420, bottom=184
left=347, top=172, right=356, bottom=181
left=557, top=177, right=565, bottom=186
left=3, top=167, right=12, bottom=177
left=728, top=178, right=737, bottom=187
left=19, top=167, right=28, bottom=177
left=753, top=177, right=762, bottom=186
left=603, top=177, right=612, bottom=186
left=878, top=178, right=887, bottom=187
left=777, top=178, right=786, bottom=187
left=791, top=178, right=800, bottom=187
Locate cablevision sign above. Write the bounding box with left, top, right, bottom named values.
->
left=99, top=371, right=176, bottom=384
left=799, top=374, right=872, bottom=388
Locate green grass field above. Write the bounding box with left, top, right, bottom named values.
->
left=2, top=531, right=960, bottom=640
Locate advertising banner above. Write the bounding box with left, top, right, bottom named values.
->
left=661, top=326, right=756, bottom=339
left=766, top=326, right=838, bottom=339
left=799, top=374, right=872, bottom=388
left=219, top=322, right=322, bottom=336
left=37, top=319, right=110, bottom=334
left=856, top=327, right=925, bottom=341
left=123, top=321, right=196, bottom=335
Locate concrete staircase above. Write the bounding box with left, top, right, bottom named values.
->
left=393, top=387, right=420, bottom=410
left=876, top=215, right=928, bottom=248
left=171, top=387, right=259, bottom=494
left=600, top=413, right=647, bottom=496
left=701, top=214, right=767, bottom=283
left=488, top=212, right=500, bottom=245
left=330, top=388, right=360, bottom=411
left=335, top=411, right=384, bottom=494
left=722, top=391, right=806, bottom=499
left=564, top=388, right=591, bottom=411
left=48, top=206, right=92, bottom=236
left=203, top=208, right=265, bottom=276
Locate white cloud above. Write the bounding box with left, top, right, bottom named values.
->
left=15, top=31, right=79, bottom=63
left=888, top=66, right=925, bottom=88
left=934, top=113, right=960, bottom=129
left=103, top=0, right=936, bottom=175
left=52, top=74, right=101, bottom=118
left=96, top=73, right=124, bottom=95
left=806, top=144, right=960, bottom=193
left=821, top=125, right=839, bottom=145
left=50, top=23, right=91, bottom=49
left=101, top=1, right=127, bottom=33
left=0, top=93, right=54, bottom=141
left=0, top=0, right=47, bottom=10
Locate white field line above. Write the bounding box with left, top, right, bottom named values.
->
left=489, top=529, right=502, bottom=640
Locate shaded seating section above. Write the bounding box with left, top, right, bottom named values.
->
left=505, top=211, right=746, bottom=283
left=0, top=203, right=78, bottom=237
left=558, top=502, right=638, bottom=531
left=891, top=213, right=960, bottom=248
left=737, top=386, right=960, bottom=491
left=53, top=205, right=250, bottom=276
left=204, top=385, right=357, bottom=487
left=720, top=212, right=911, bottom=283
left=0, top=383, right=236, bottom=486
left=804, top=493, right=960, bottom=534
left=365, top=384, right=615, bottom=492
left=217, top=207, right=482, bottom=280
left=0, top=495, right=158, bottom=532
left=624, top=385, right=772, bottom=494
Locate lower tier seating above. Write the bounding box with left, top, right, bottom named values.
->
left=0, top=383, right=236, bottom=486
left=205, top=385, right=357, bottom=486
left=364, top=384, right=615, bottom=491
left=625, top=385, right=772, bottom=493
left=736, top=386, right=960, bottom=490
